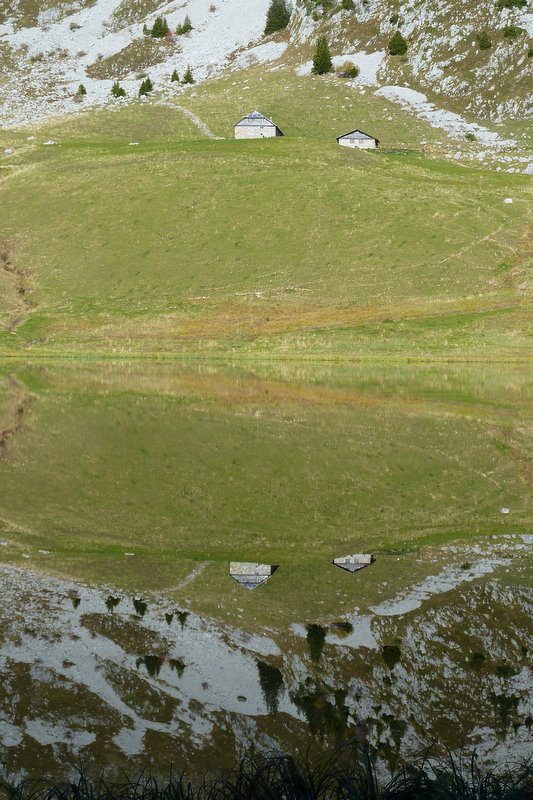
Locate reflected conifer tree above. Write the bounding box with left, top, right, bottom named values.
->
left=257, top=660, right=285, bottom=713
left=306, top=624, right=327, bottom=663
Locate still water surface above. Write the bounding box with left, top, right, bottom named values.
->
left=0, top=362, right=531, bottom=778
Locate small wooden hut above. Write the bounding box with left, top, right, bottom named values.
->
left=336, top=129, right=379, bottom=149
left=234, top=111, right=283, bottom=139
left=229, top=562, right=278, bottom=589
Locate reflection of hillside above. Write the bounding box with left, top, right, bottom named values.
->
left=1, top=547, right=530, bottom=777
left=290, top=682, right=353, bottom=744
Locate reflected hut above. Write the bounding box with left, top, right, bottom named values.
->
left=332, top=554, right=375, bottom=573
left=230, top=562, right=278, bottom=589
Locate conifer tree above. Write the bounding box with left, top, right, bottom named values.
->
left=171, top=69, right=180, bottom=82
left=77, top=83, right=87, bottom=96
left=138, top=77, right=153, bottom=95
left=183, top=65, right=194, bottom=83
left=311, top=35, right=332, bottom=74
left=388, top=30, right=408, bottom=55
left=264, top=0, right=291, bottom=35
left=151, top=15, right=169, bottom=37
left=176, top=14, right=193, bottom=33
left=111, top=81, right=126, bottom=97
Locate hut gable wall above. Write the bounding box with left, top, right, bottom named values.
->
left=337, top=129, right=379, bottom=149
left=234, top=111, right=283, bottom=139
left=338, top=137, right=377, bottom=149
left=235, top=124, right=278, bottom=139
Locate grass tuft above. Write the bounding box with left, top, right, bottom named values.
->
left=2, top=747, right=532, bottom=800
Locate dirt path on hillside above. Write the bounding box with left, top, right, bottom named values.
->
left=175, top=561, right=210, bottom=589
left=174, top=105, right=222, bottom=139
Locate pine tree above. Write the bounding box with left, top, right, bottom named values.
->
left=264, top=0, right=291, bottom=35
left=77, top=83, right=87, bottom=96
left=111, top=81, right=126, bottom=98
left=388, top=30, right=408, bottom=55
left=138, top=77, right=153, bottom=95
left=151, top=15, right=169, bottom=37
left=176, top=14, right=193, bottom=34
left=171, top=69, right=179, bottom=82
left=182, top=65, right=194, bottom=84
left=311, top=35, right=332, bottom=74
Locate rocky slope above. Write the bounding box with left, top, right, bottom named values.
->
left=293, top=0, right=533, bottom=121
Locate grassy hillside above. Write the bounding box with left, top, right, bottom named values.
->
left=0, top=71, right=531, bottom=361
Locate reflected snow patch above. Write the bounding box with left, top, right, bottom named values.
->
left=370, top=559, right=505, bottom=616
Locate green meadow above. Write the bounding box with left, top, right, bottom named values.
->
left=0, top=70, right=531, bottom=361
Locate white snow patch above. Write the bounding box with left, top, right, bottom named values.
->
left=370, top=559, right=505, bottom=617
left=232, top=41, right=288, bottom=69
left=375, top=85, right=517, bottom=147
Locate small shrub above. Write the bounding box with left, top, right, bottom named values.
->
left=476, top=30, right=492, bottom=49
left=176, top=14, right=193, bottom=34
left=464, top=132, right=476, bottom=142
left=337, top=60, right=359, bottom=78
left=330, top=620, right=354, bottom=638
left=182, top=65, right=194, bottom=84
left=264, top=0, right=291, bottom=35
left=382, top=644, right=401, bottom=669
left=389, top=12, right=399, bottom=24
left=388, top=30, right=408, bottom=55
left=467, top=651, right=486, bottom=671
left=171, top=69, right=179, bottom=82
left=111, top=80, right=126, bottom=98
left=495, top=662, right=519, bottom=678
left=138, top=77, right=153, bottom=95
left=312, top=35, right=333, bottom=74
left=502, top=24, right=524, bottom=38
left=69, top=21, right=81, bottom=30
left=209, top=3, right=216, bottom=10
left=341, top=0, right=355, bottom=9
left=529, top=46, right=533, bottom=57
left=76, top=83, right=87, bottom=96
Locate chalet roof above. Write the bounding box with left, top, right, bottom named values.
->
left=336, top=128, right=379, bottom=143
left=234, top=111, right=279, bottom=128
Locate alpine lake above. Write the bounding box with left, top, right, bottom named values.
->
left=0, top=360, right=531, bottom=780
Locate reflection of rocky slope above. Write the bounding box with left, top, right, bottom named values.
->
left=0, top=536, right=531, bottom=778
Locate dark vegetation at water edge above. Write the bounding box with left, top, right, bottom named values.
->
left=2, top=747, right=533, bottom=800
